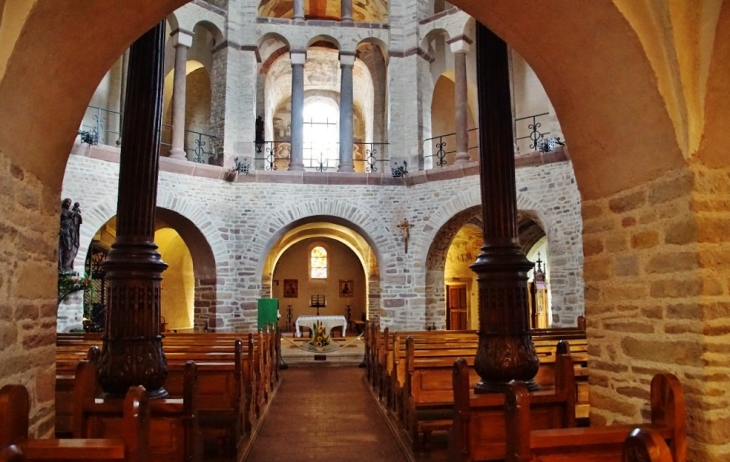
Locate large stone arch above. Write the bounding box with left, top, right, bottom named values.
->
left=249, top=198, right=396, bottom=323
left=1, top=1, right=729, bottom=452
left=77, top=194, right=222, bottom=331
left=250, top=198, right=390, bottom=278
left=259, top=221, right=378, bottom=323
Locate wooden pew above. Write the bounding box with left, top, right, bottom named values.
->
left=73, top=358, right=202, bottom=462
left=381, top=331, right=588, bottom=425
left=448, top=348, right=577, bottom=462
left=55, top=330, right=279, bottom=445
left=0, top=383, right=149, bottom=462
left=622, top=428, right=675, bottom=462
left=163, top=340, right=243, bottom=455
left=386, top=331, right=478, bottom=415
left=504, top=373, right=686, bottom=462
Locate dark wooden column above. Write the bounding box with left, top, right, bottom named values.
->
left=471, top=23, right=539, bottom=393
left=97, top=21, right=169, bottom=399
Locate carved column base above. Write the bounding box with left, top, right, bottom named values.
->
left=97, top=337, right=169, bottom=399
left=471, top=242, right=540, bottom=393
left=98, top=239, right=169, bottom=399
left=473, top=332, right=540, bottom=393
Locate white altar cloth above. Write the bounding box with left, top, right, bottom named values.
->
left=295, top=315, right=347, bottom=338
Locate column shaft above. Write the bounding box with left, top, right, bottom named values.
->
left=338, top=54, right=355, bottom=172
left=97, top=21, right=169, bottom=399
left=289, top=52, right=306, bottom=171
left=453, top=50, right=470, bottom=164
left=169, top=38, right=190, bottom=160
left=341, top=0, right=353, bottom=23
left=293, top=0, right=305, bottom=21
left=470, top=23, right=539, bottom=393
left=118, top=49, right=130, bottom=146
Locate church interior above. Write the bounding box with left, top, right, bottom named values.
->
left=1, top=0, right=730, bottom=461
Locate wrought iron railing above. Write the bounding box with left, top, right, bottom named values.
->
left=424, top=113, right=566, bottom=169
left=77, top=105, right=122, bottom=146
left=303, top=141, right=339, bottom=171
left=254, top=140, right=291, bottom=170
left=354, top=142, right=390, bottom=173
left=254, top=140, right=389, bottom=172
left=423, top=128, right=479, bottom=167
left=514, top=112, right=564, bottom=154
left=160, top=123, right=219, bottom=165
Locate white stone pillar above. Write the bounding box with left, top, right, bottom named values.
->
left=293, top=0, right=305, bottom=21
left=118, top=48, right=130, bottom=146
left=341, top=0, right=353, bottom=23
left=388, top=53, right=430, bottom=171
left=169, top=30, right=194, bottom=160
left=289, top=50, right=306, bottom=171
left=211, top=44, right=259, bottom=168
left=338, top=52, right=356, bottom=172
left=449, top=38, right=471, bottom=165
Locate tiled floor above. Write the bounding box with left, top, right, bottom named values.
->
left=245, top=363, right=409, bottom=462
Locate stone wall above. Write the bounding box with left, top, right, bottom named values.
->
left=0, top=151, right=57, bottom=438
left=61, top=147, right=584, bottom=332
left=582, top=166, right=730, bottom=460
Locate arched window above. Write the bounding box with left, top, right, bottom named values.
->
left=303, top=100, right=339, bottom=169
left=310, top=245, right=328, bottom=279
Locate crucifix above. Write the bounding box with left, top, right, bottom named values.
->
left=397, top=218, right=414, bottom=253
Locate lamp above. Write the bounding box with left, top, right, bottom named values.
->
left=232, top=157, right=251, bottom=174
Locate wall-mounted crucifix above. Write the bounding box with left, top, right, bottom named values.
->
left=397, top=218, right=414, bottom=253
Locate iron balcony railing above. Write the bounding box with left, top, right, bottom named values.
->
left=423, top=128, right=480, bottom=167
left=253, top=140, right=389, bottom=173
left=160, top=123, right=219, bottom=165
left=424, top=113, right=566, bottom=168
left=77, top=105, right=122, bottom=147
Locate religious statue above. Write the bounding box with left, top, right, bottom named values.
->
left=255, top=115, right=264, bottom=143
left=58, top=198, right=82, bottom=274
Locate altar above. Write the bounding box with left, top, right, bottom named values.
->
left=295, top=315, right=348, bottom=338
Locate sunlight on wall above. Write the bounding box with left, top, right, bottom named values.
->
left=155, top=228, right=195, bottom=330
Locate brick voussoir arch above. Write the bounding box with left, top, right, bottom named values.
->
left=414, top=186, right=481, bottom=270
left=155, top=191, right=228, bottom=263
left=249, top=198, right=393, bottom=282
left=78, top=193, right=226, bottom=272
left=419, top=187, right=552, bottom=270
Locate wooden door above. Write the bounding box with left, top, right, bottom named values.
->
left=446, top=285, right=468, bottom=330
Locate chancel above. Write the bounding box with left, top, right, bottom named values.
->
left=1, top=1, right=727, bottom=462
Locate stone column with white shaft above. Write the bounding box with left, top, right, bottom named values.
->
left=341, top=0, right=353, bottom=23
left=449, top=37, right=472, bottom=165
left=338, top=52, right=356, bottom=172
left=293, top=0, right=305, bottom=21
left=169, top=30, right=194, bottom=160
left=289, top=50, right=306, bottom=171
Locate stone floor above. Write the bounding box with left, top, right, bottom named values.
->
left=244, top=362, right=409, bottom=462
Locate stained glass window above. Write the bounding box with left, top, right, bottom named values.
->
left=310, top=246, right=327, bottom=279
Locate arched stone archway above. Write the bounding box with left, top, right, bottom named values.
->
left=2, top=2, right=730, bottom=456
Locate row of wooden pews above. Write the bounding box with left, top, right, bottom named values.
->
left=1, top=383, right=149, bottom=462
left=54, top=329, right=281, bottom=460
left=450, top=355, right=686, bottom=462
left=363, top=321, right=590, bottom=451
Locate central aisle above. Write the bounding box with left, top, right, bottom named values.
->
left=245, top=363, right=408, bottom=461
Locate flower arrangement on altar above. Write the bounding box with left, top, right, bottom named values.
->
left=310, top=321, right=331, bottom=349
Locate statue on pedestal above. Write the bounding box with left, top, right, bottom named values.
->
left=59, top=198, right=82, bottom=274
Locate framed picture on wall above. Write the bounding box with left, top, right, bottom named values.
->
left=339, top=279, right=354, bottom=298
left=283, top=279, right=298, bottom=298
